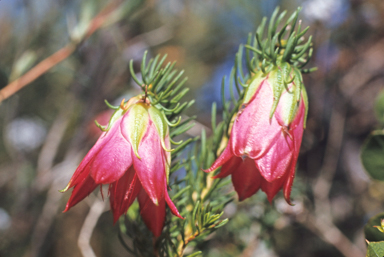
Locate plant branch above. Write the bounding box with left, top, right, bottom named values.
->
left=177, top=230, right=202, bottom=257
left=0, top=44, right=76, bottom=103
left=0, top=1, right=124, bottom=103
left=177, top=220, right=225, bottom=257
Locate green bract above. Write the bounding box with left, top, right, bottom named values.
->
left=242, top=71, right=266, bottom=104
left=242, top=61, right=309, bottom=127
left=125, top=103, right=150, bottom=159
left=239, top=7, right=314, bottom=128
left=148, top=105, right=171, bottom=152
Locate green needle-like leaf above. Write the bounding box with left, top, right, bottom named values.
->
left=129, top=60, right=143, bottom=86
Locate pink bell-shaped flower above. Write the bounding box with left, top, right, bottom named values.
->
left=205, top=68, right=308, bottom=204
left=62, top=96, right=182, bottom=237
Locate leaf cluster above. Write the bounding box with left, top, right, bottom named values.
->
left=130, top=51, right=194, bottom=122
left=244, top=7, right=315, bottom=74
left=159, top=123, right=235, bottom=256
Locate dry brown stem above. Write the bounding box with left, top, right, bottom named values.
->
left=0, top=1, right=121, bottom=103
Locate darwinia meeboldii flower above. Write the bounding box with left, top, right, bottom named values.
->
left=203, top=6, right=314, bottom=204
left=62, top=96, right=182, bottom=237
left=205, top=67, right=308, bottom=204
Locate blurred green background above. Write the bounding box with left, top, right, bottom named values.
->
left=0, top=0, right=384, bottom=256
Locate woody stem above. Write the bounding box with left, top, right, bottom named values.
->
left=177, top=231, right=200, bottom=256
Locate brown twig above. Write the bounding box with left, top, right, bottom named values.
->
left=177, top=220, right=224, bottom=257
left=0, top=1, right=121, bottom=103
left=177, top=231, right=200, bottom=256
left=0, top=44, right=76, bottom=103
left=84, top=1, right=120, bottom=39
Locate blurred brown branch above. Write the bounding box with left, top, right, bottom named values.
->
left=0, top=1, right=122, bottom=104
left=298, top=211, right=365, bottom=257
left=301, top=91, right=364, bottom=257
left=0, top=44, right=75, bottom=102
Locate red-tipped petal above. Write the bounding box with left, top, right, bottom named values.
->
left=203, top=143, right=234, bottom=173
left=231, top=158, right=261, bottom=201
left=255, top=132, right=294, bottom=182
left=133, top=121, right=165, bottom=206
left=164, top=183, right=183, bottom=219
left=109, top=167, right=141, bottom=223
left=67, top=119, right=122, bottom=189
left=63, top=158, right=93, bottom=193
left=138, top=189, right=165, bottom=237
left=64, top=175, right=98, bottom=212
left=90, top=126, right=132, bottom=184
left=283, top=99, right=305, bottom=204
left=290, top=99, right=305, bottom=145
left=230, top=81, right=279, bottom=159
left=283, top=163, right=296, bottom=205
left=213, top=156, right=242, bottom=179
left=260, top=174, right=286, bottom=203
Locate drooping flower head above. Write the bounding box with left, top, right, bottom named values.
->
left=204, top=7, right=314, bottom=204
left=205, top=65, right=308, bottom=204
left=62, top=95, right=182, bottom=237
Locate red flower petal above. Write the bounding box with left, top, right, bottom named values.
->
left=231, top=157, right=261, bottom=201
left=65, top=158, right=93, bottom=192
left=138, top=189, right=165, bottom=237
left=132, top=121, right=165, bottom=206
left=231, top=80, right=280, bottom=159
left=63, top=174, right=98, bottom=212
left=109, top=166, right=142, bottom=223
left=283, top=161, right=296, bottom=205
left=66, top=118, right=122, bottom=189
left=204, top=143, right=234, bottom=173
left=213, top=156, right=242, bottom=179
left=260, top=174, right=287, bottom=203
left=90, top=124, right=132, bottom=184
left=255, top=132, right=294, bottom=182
left=283, top=99, right=305, bottom=204
left=164, top=180, right=183, bottom=219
